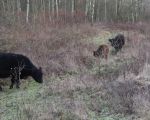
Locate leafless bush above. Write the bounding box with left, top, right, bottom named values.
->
left=105, top=80, right=141, bottom=114
left=133, top=84, right=150, bottom=119
left=5, top=25, right=97, bottom=75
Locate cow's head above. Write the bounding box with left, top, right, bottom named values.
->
left=109, top=38, right=116, bottom=46
left=109, top=38, right=114, bottom=43
left=32, top=67, right=43, bottom=83
left=93, top=51, right=100, bottom=57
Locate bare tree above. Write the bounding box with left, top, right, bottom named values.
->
left=71, top=0, right=75, bottom=18
left=56, top=0, right=59, bottom=18
left=26, top=0, right=30, bottom=23
left=104, top=0, right=107, bottom=21
left=48, top=0, right=52, bottom=21
left=17, top=0, right=21, bottom=22
left=91, top=0, right=95, bottom=25
left=0, top=0, right=150, bottom=25
left=52, top=0, right=55, bottom=16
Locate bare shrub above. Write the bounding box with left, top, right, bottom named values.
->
left=105, top=70, right=150, bottom=117
left=5, top=24, right=96, bottom=77
left=133, top=84, right=150, bottom=119
left=105, top=80, right=141, bottom=114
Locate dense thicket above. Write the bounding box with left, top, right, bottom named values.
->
left=0, top=0, right=149, bottom=25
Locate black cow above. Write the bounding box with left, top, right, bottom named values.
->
left=109, top=34, right=125, bottom=52
left=0, top=53, right=43, bottom=90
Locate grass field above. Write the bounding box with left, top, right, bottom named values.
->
left=0, top=23, right=150, bottom=120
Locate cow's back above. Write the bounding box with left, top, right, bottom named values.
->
left=0, top=53, right=34, bottom=78
left=0, top=53, right=31, bottom=67
left=115, top=34, right=125, bottom=45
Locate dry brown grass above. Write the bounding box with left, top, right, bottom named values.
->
left=1, top=22, right=150, bottom=119
left=0, top=24, right=97, bottom=77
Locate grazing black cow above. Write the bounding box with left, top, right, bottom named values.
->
left=109, top=34, right=125, bottom=52
left=0, top=53, right=43, bottom=90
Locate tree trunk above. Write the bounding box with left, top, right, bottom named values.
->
left=26, top=0, right=30, bottom=23
left=52, top=0, right=55, bottom=16
left=115, top=0, right=119, bottom=21
left=17, top=0, right=21, bottom=22
left=71, top=0, right=74, bottom=18
left=48, top=0, right=51, bottom=21
left=56, top=0, right=59, bottom=18
left=1, top=0, right=5, bottom=16
left=104, top=0, right=107, bottom=22
left=91, top=0, right=95, bottom=25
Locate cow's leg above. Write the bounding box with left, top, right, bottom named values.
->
left=10, top=76, right=15, bottom=89
left=10, top=67, right=21, bottom=89
left=15, top=68, right=21, bottom=89
left=115, top=48, right=119, bottom=54
left=10, top=68, right=16, bottom=89
left=0, top=85, right=2, bottom=91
